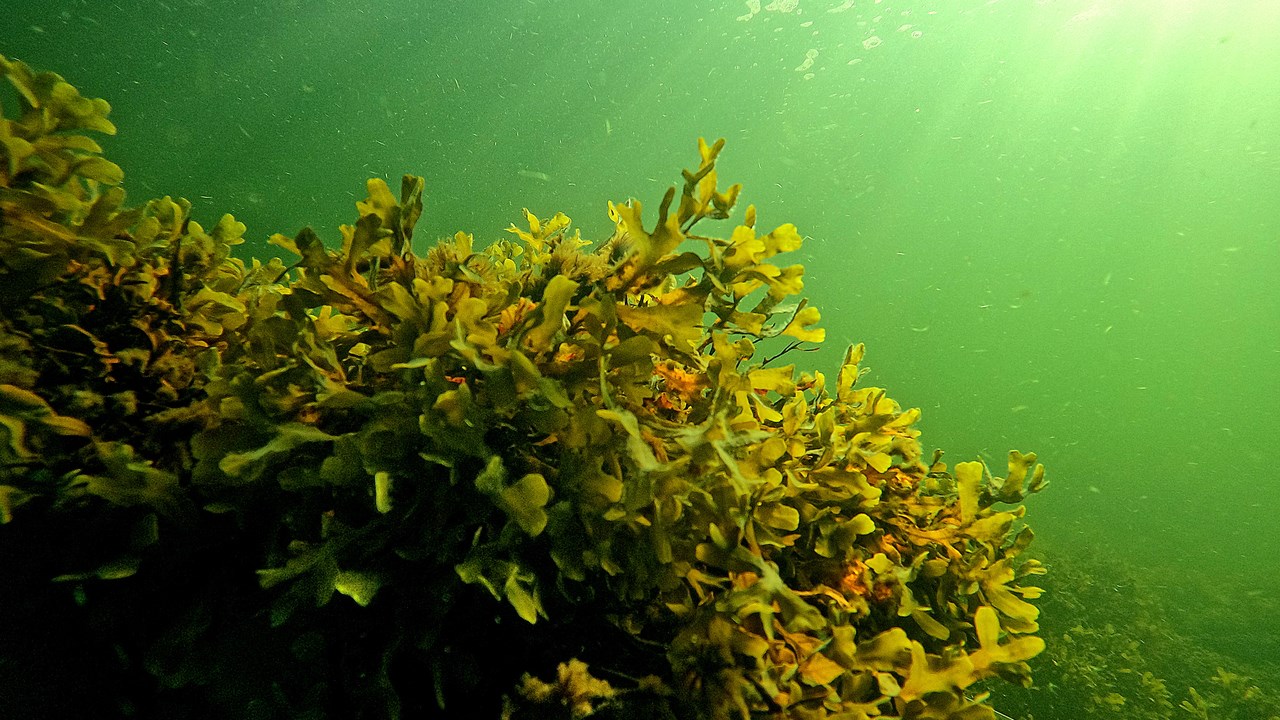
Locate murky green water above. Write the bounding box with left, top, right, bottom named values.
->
left=5, top=1, right=1278, bottom=717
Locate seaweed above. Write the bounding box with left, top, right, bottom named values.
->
left=0, top=55, right=1048, bottom=719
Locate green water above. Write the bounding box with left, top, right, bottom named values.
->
left=5, top=0, right=1278, bottom=716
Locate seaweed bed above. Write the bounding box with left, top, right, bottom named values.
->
left=990, top=541, right=1280, bottom=720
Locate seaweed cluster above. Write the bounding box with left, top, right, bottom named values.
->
left=0, top=55, right=1046, bottom=719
